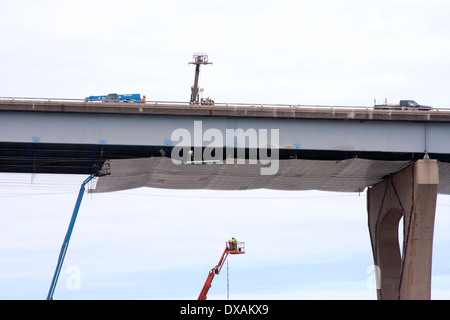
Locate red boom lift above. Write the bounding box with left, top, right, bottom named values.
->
left=198, top=239, right=245, bottom=300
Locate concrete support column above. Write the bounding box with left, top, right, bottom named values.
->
left=367, top=159, right=439, bottom=300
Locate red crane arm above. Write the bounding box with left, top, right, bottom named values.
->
left=197, top=248, right=229, bottom=300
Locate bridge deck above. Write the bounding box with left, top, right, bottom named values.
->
left=1, top=99, right=450, bottom=122
left=1, top=99, right=449, bottom=195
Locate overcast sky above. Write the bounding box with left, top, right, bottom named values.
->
left=2, top=0, right=450, bottom=107
left=1, top=0, right=450, bottom=300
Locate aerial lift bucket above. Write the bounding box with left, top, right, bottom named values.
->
left=197, top=239, right=245, bottom=300
left=227, top=241, right=245, bottom=254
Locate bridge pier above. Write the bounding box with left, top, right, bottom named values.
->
left=367, top=159, right=439, bottom=299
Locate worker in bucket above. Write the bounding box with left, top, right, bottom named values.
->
left=231, top=237, right=237, bottom=251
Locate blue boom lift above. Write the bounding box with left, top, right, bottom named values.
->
left=46, top=164, right=110, bottom=300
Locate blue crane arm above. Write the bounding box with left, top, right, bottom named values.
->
left=46, top=166, right=107, bottom=300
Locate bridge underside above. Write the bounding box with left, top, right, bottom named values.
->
left=1, top=141, right=450, bottom=195
left=90, top=155, right=450, bottom=195
left=91, top=156, right=412, bottom=193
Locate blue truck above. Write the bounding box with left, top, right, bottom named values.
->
left=84, top=93, right=142, bottom=103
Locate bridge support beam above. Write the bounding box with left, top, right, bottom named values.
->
left=367, top=159, right=439, bottom=300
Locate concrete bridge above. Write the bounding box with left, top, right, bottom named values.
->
left=1, top=98, right=450, bottom=299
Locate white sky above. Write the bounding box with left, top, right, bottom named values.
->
left=2, top=0, right=450, bottom=106
left=1, top=0, right=450, bottom=300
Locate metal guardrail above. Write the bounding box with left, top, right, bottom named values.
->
left=1, top=96, right=449, bottom=111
